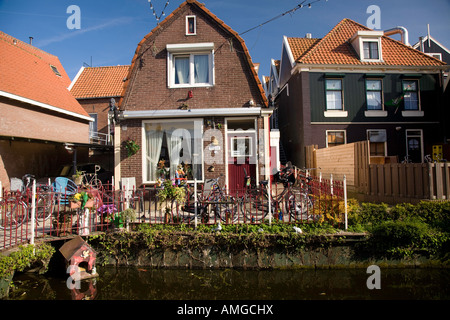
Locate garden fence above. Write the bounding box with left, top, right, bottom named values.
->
left=1, top=174, right=347, bottom=251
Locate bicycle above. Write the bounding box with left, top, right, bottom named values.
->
left=0, top=174, right=55, bottom=230
left=80, top=165, right=103, bottom=189
left=239, top=165, right=296, bottom=223
left=285, top=170, right=316, bottom=222
left=181, top=177, right=238, bottom=224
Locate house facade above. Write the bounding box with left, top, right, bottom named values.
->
left=0, top=31, right=92, bottom=189
left=271, top=19, right=448, bottom=168
left=70, top=65, right=130, bottom=146
left=116, top=0, right=273, bottom=191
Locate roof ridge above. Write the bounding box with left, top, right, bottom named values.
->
left=297, top=18, right=368, bottom=64
left=0, top=31, right=58, bottom=60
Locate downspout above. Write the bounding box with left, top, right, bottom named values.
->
left=384, top=26, right=410, bottom=46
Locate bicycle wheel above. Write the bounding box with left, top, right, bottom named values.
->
left=285, top=191, right=313, bottom=222
left=240, top=190, right=269, bottom=223
left=36, top=192, right=54, bottom=221
left=213, top=195, right=238, bottom=223
left=0, top=199, right=28, bottom=230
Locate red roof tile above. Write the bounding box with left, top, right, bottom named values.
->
left=70, top=65, right=130, bottom=99
left=290, top=19, right=446, bottom=67
left=0, top=31, right=89, bottom=118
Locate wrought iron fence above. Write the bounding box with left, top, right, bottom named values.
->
left=1, top=173, right=348, bottom=251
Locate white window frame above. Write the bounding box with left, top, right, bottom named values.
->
left=350, top=31, right=383, bottom=62
left=326, top=130, right=346, bottom=148
left=141, top=118, right=204, bottom=184
left=167, top=43, right=215, bottom=88
left=363, top=41, right=380, bottom=60
left=186, top=15, right=196, bottom=35
left=402, top=79, right=424, bottom=117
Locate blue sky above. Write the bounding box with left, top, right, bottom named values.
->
left=1, top=0, right=449, bottom=81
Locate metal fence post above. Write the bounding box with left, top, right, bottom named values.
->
left=268, top=177, right=272, bottom=225
left=344, top=175, right=348, bottom=230
left=30, top=179, right=36, bottom=246
left=194, top=179, right=198, bottom=230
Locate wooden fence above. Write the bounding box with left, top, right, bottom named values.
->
left=306, top=141, right=450, bottom=204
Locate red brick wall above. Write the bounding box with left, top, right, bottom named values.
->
left=122, top=4, right=264, bottom=111
left=119, top=4, right=267, bottom=186
left=78, top=97, right=114, bottom=135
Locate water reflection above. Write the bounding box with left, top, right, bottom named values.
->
left=6, top=267, right=450, bottom=300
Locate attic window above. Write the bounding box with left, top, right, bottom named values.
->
left=350, top=30, right=383, bottom=62
left=186, top=16, right=196, bottom=35
left=50, top=65, right=61, bottom=77
left=363, top=42, right=379, bottom=60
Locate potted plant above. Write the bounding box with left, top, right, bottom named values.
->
left=157, top=179, right=186, bottom=223
left=120, top=208, right=136, bottom=231
left=70, top=191, right=94, bottom=210
left=72, top=170, right=84, bottom=185
left=124, top=138, right=140, bottom=157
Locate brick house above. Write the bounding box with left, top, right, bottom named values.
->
left=69, top=65, right=130, bottom=173
left=70, top=65, right=130, bottom=146
left=0, top=31, right=92, bottom=189
left=269, top=19, right=448, bottom=168
left=116, top=0, right=273, bottom=191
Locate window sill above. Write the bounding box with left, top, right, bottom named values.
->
left=324, top=110, right=348, bottom=118
left=402, top=110, right=424, bottom=117
left=365, top=110, right=387, bottom=117
left=169, top=83, right=214, bottom=89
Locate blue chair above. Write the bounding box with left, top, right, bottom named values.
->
left=52, top=177, right=78, bottom=205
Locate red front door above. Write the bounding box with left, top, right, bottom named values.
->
left=227, top=134, right=256, bottom=194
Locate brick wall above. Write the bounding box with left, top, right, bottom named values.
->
left=119, top=3, right=267, bottom=187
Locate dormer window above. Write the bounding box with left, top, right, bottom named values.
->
left=186, top=16, right=196, bottom=35
left=350, top=30, right=383, bottom=62
left=363, top=41, right=379, bottom=60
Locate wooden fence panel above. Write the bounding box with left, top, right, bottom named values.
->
left=307, top=141, right=449, bottom=204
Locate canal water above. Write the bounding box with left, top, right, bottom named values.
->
left=5, top=266, right=450, bottom=300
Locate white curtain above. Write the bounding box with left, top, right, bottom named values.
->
left=146, top=130, right=163, bottom=181
left=194, top=54, right=209, bottom=83
left=367, top=91, right=382, bottom=110
left=175, top=56, right=189, bottom=84
left=166, top=130, right=182, bottom=179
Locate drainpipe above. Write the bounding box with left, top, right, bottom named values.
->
left=384, top=26, right=410, bottom=46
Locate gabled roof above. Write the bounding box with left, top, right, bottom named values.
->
left=288, top=18, right=447, bottom=67
left=120, top=0, right=268, bottom=107
left=0, top=31, right=90, bottom=120
left=70, top=65, right=130, bottom=99
left=286, top=38, right=321, bottom=62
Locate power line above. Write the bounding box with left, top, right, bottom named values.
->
left=239, top=0, right=325, bottom=36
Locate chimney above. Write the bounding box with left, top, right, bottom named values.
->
left=419, top=36, right=424, bottom=52
left=29, top=37, right=33, bottom=45
left=305, top=33, right=312, bottom=39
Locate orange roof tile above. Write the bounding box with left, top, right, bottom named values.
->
left=70, top=65, right=130, bottom=99
left=290, top=18, right=446, bottom=67
left=287, top=38, right=321, bottom=62
left=120, top=0, right=268, bottom=108
left=0, top=31, right=89, bottom=119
